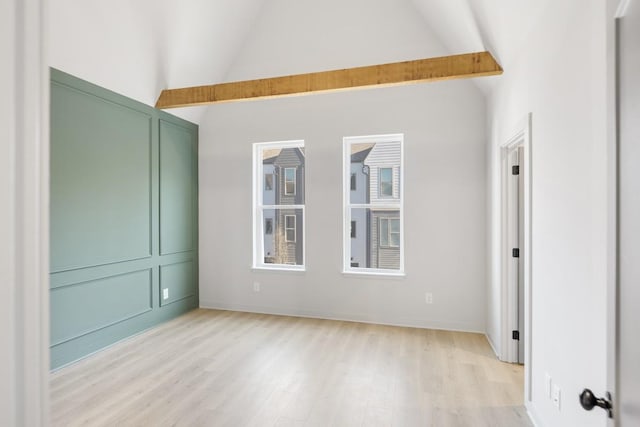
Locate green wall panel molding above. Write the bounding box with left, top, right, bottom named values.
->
left=50, top=269, right=153, bottom=346
left=159, top=120, right=197, bottom=255
left=50, top=68, right=199, bottom=369
left=50, top=82, right=153, bottom=272
left=159, top=261, right=195, bottom=306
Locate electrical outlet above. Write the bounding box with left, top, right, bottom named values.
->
left=552, top=384, right=561, bottom=410
left=162, top=288, right=169, bottom=300
left=545, top=373, right=552, bottom=398
left=425, top=292, right=433, bottom=304
left=253, top=282, right=260, bottom=292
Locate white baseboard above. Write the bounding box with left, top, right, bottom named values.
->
left=526, top=401, right=544, bottom=427
left=199, top=300, right=484, bottom=334
left=485, top=333, right=500, bottom=358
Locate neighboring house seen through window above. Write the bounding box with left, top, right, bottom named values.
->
left=264, top=173, right=273, bottom=191
left=379, top=217, right=400, bottom=248
left=253, top=141, right=305, bottom=270
left=343, top=134, right=404, bottom=275
left=379, top=167, right=393, bottom=197
left=285, top=215, right=296, bottom=242
left=284, top=168, right=296, bottom=195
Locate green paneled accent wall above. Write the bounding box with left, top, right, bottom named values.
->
left=159, top=120, right=196, bottom=255
left=50, top=69, right=198, bottom=369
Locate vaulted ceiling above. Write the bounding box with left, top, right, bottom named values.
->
left=49, top=0, right=550, bottom=123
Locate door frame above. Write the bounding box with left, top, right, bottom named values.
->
left=1, top=0, right=49, bottom=425
left=500, top=113, right=533, bottom=402
left=608, top=0, right=631, bottom=425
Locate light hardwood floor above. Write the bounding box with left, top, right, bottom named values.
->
left=50, top=309, right=532, bottom=427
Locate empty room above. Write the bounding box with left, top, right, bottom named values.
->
left=2, top=0, right=638, bottom=426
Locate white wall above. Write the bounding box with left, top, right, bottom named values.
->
left=199, top=80, right=487, bottom=331
left=486, top=0, right=609, bottom=425
left=199, top=0, right=487, bottom=333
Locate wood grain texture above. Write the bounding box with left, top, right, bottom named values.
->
left=155, top=52, right=503, bottom=108
left=50, top=309, right=531, bottom=427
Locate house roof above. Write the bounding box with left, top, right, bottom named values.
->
left=262, top=149, right=281, bottom=164
left=351, top=144, right=374, bottom=163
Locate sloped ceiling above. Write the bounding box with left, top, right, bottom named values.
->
left=224, top=0, right=451, bottom=81
left=49, top=0, right=266, bottom=123
left=50, top=0, right=549, bottom=121
left=411, top=0, right=555, bottom=93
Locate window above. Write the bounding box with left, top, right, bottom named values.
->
left=284, top=168, right=296, bottom=195
left=379, top=217, right=400, bottom=247
left=379, top=167, right=393, bottom=197
left=285, top=215, right=296, bottom=242
left=343, top=134, right=403, bottom=275
left=253, top=141, right=305, bottom=270
left=264, top=174, right=273, bottom=191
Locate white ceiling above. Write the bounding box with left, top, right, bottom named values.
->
left=49, top=0, right=551, bottom=123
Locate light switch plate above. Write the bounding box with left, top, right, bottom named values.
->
left=163, top=288, right=169, bottom=300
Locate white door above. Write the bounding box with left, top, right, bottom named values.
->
left=517, top=146, right=525, bottom=364
left=584, top=0, right=640, bottom=423
left=617, top=0, right=640, bottom=424
left=507, top=147, right=524, bottom=364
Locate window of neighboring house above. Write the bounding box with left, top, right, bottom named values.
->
left=343, top=134, right=404, bottom=275
left=285, top=215, right=296, bottom=242
left=379, top=167, right=393, bottom=197
left=253, top=141, right=305, bottom=270
left=379, top=217, right=400, bottom=247
left=264, top=173, right=274, bottom=191
left=284, top=168, right=296, bottom=195
left=350, top=173, right=357, bottom=191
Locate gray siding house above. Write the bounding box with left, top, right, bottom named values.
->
left=363, top=141, right=401, bottom=270
left=263, top=147, right=305, bottom=265
left=349, top=145, right=372, bottom=268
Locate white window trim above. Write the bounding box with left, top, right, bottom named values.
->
left=342, top=134, right=405, bottom=276
left=284, top=167, right=296, bottom=195
left=252, top=140, right=305, bottom=271
left=285, top=215, right=296, bottom=242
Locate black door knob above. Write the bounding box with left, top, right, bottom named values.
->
left=579, top=389, right=613, bottom=418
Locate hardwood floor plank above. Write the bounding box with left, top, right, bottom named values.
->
left=51, top=309, right=531, bottom=426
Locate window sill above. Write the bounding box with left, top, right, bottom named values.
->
left=252, top=266, right=306, bottom=274
left=342, top=270, right=406, bottom=279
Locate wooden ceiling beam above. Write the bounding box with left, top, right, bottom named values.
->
left=155, top=51, right=502, bottom=109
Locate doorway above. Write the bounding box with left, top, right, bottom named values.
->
left=500, top=114, right=533, bottom=402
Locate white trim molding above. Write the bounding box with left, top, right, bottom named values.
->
left=0, top=0, right=50, bottom=425
left=252, top=140, right=306, bottom=271
left=499, top=114, right=533, bottom=403
left=342, top=133, right=405, bottom=276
